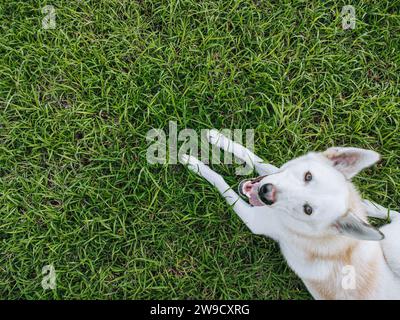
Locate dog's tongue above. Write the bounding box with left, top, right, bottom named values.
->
left=249, top=192, right=264, bottom=206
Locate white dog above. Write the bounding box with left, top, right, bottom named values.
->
left=181, top=129, right=400, bottom=300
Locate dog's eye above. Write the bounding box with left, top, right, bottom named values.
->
left=303, top=204, right=313, bottom=215
left=304, top=171, right=312, bottom=182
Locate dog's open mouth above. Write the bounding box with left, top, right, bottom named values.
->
left=238, top=175, right=267, bottom=207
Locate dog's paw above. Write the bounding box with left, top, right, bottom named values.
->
left=180, top=154, right=202, bottom=173
left=206, top=129, right=224, bottom=146
left=180, top=154, right=221, bottom=182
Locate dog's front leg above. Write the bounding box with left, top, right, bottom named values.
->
left=181, top=154, right=274, bottom=236
left=206, top=129, right=279, bottom=175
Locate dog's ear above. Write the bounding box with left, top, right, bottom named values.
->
left=334, top=211, right=384, bottom=241
left=322, top=147, right=380, bottom=179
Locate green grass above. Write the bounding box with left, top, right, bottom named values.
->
left=0, top=0, right=399, bottom=299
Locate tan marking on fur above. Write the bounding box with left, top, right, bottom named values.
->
left=306, top=278, right=336, bottom=300
left=307, top=243, right=357, bottom=264
left=356, top=257, right=379, bottom=299
left=305, top=251, right=380, bottom=300
left=283, top=224, right=359, bottom=266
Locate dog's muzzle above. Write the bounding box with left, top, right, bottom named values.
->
left=238, top=175, right=276, bottom=207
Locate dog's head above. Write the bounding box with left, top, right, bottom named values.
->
left=240, top=147, right=384, bottom=241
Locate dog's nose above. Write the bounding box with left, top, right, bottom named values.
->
left=258, top=183, right=277, bottom=205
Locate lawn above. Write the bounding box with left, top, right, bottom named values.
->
left=0, top=0, right=399, bottom=299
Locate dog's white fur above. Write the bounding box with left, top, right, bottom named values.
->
left=181, top=129, right=400, bottom=300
